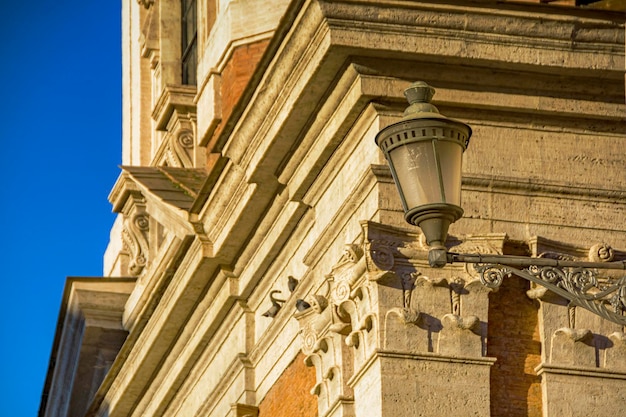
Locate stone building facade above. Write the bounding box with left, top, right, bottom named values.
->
left=40, top=1, right=626, bottom=416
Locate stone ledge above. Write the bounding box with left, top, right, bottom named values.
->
left=535, top=363, right=626, bottom=380
left=347, top=349, right=497, bottom=387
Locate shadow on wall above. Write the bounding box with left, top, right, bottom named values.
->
left=487, top=275, right=542, bottom=417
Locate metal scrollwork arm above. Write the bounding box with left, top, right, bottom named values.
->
left=475, top=264, right=508, bottom=289
left=447, top=252, right=626, bottom=325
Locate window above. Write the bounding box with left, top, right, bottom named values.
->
left=182, top=0, right=197, bottom=85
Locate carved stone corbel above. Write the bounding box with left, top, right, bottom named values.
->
left=550, top=327, right=595, bottom=367
left=296, top=297, right=355, bottom=417
left=155, top=102, right=200, bottom=168
left=109, top=173, right=161, bottom=277
left=361, top=222, right=497, bottom=358
left=437, top=313, right=481, bottom=357
left=164, top=122, right=195, bottom=168
left=121, top=197, right=150, bottom=276
left=302, top=222, right=503, bottom=362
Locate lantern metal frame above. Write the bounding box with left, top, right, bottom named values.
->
left=376, top=81, right=626, bottom=325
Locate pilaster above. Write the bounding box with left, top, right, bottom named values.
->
left=298, top=221, right=501, bottom=417
left=526, top=238, right=626, bottom=417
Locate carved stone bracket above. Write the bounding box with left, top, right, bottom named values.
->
left=161, top=115, right=196, bottom=168
left=152, top=85, right=201, bottom=168
left=296, top=300, right=355, bottom=417
left=122, top=207, right=150, bottom=276
left=109, top=173, right=161, bottom=277
left=550, top=327, right=596, bottom=367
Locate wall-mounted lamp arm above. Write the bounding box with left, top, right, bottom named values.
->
left=444, top=252, right=626, bottom=325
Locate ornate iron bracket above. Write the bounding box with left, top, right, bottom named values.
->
left=447, top=253, right=626, bottom=325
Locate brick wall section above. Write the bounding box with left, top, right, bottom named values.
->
left=205, top=39, right=270, bottom=162
left=258, top=352, right=318, bottom=417
left=487, top=276, right=542, bottom=417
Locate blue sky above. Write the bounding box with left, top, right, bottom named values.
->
left=0, top=1, right=121, bottom=415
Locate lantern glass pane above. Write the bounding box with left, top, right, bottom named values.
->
left=389, top=140, right=441, bottom=209
left=437, top=140, right=463, bottom=206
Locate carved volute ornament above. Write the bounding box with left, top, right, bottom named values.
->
left=156, top=110, right=198, bottom=168
left=164, top=127, right=195, bottom=167
left=110, top=173, right=157, bottom=278
left=121, top=199, right=151, bottom=276
left=589, top=242, right=614, bottom=263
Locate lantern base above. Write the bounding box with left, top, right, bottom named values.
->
left=405, top=203, right=463, bottom=250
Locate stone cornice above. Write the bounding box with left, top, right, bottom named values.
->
left=152, top=84, right=197, bottom=131
left=109, top=171, right=141, bottom=214
left=463, top=175, right=626, bottom=203
left=212, top=0, right=624, bottom=166
left=40, top=278, right=135, bottom=417
left=325, top=0, right=624, bottom=54
left=198, top=0, right=624, bottom=263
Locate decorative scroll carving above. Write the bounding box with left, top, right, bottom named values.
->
left=150, top=108, right=199, bottom=168
left=164, top=128, right=194, bottom=167
left=297, top=308, right=354, bottom=417
left=122, top=209, right=150, bottom=276
left=589, top=243, right=614, bottom=262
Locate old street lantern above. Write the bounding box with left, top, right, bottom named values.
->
left=375, top=81, right=471, bottom=259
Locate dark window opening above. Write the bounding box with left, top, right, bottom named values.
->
left=182, top=0, right=197, bottom=85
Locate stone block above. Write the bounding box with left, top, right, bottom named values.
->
left=550, top=328, right=596, bottom=367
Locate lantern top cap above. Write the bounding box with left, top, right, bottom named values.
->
left=404, top=81, right=435, bottom=105
left=401, top=81, right=445, bottom=120
left=399, top=82, right=472, bottom=138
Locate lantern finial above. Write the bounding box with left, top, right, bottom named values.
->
left=405, top=81, right=434, bottom=102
